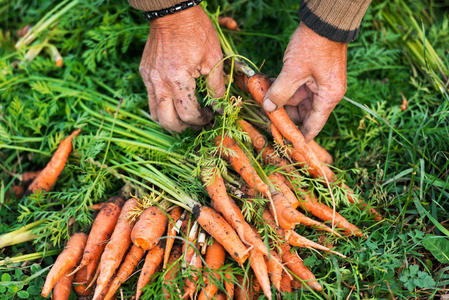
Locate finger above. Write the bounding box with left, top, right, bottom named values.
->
left=153, top=82, right=189, bottom=133
left=262, top=66, right=311, bottom=112
left=297, top=97, right=312, bottom=123
left=203, top=59, right=225, bottom=98
left=170, top=71, right=214, bottom=126
left=145, top=81, right=158, bottom=121
left=285, top=105, right=301, bottom=124
left=286, top=85, right=310, bottom=106
left=300, top=91, right=342, bottom=142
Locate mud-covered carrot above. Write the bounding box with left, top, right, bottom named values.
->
left=163, top=244, right=182, bottom=298
left=73, top=266, right=92, bottom=297
left=249, top=249, right=272, bottom=299
left=285, top=230, right=346, bottom=257
left=223, top=267, right=234, bottom=299
left=42, top=233, right=87, bottom=298
left=51, top=267, right=74, bottom=300
left=280, top=271, right=292, bottom=293
left=163, top=207, right=182, bottom=269
left=92, top=198, right=138, bottom=300
left=131, top=206, right=168, bottom=250
left=198, top=240, right=226, bottom=300
left=28, top=129, right=80, bottom=193
left=194, top=206, right=248, bottom=264
left=136, top=243, right=164, bottom=300
left=267, top=252, right=282, bottom=291
left=103, top=245, right=146, bottom=300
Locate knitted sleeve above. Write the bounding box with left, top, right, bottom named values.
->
left=299, top=0, right=371, bottom=43
left=128, top=0, right=184, bottom=11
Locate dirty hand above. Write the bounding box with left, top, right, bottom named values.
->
left=262, top=22, right=348, bottom=142
left=139, top=6, right=225, bottom=132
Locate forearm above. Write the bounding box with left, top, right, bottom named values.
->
left=299, top=0, right=371, bottom=43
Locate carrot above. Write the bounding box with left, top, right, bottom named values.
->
left=285, top=230, right=346, bottom=257
left=88, top=203, right=105, bottom=210
left=203, top=168, right=269, bottom=257
left=198, top=240, right=226, bottom=300
left=271, top=123, right=285, bottom=147
left=279, top=271, right=292, bottom=293
left=218, top=16, right=239, bottom=31
left=136, top=243, right=164, bottom=300
left=194, top=205, right=248, bottom=264
left=163, top=244, right=182, bottom=298
left=234, top=275, right=260, bottom=300
left=249, top=248, right=272, bottom=299
left=223, top=267, right=234, bottom=299
left=247, top=74, right=382, bottom=219
left=28, top=129, right=80, bottom=193
left=183, top=247, right=202, bottom=300
left=92, top=198, right=138, bottom=300
left=8, top=170, right=41, bottom=199
left=215, top=293, right=227, bottom=300
left=291, top=278, right=304, bottom=290
left=131, top=206, right=168, bottom=250
left=41, top=233, right=87, bottom=298
left=72, top=195, right=125, bottom=279
left=216, top=135, right=270, bottom=197
left=51, top=267, right=74, bottom=300
left=308, top=140, right=333, bottom=165
left=103, top=245, right=146, bottom=300
left=163, top=206, right=183, bottom=269
left=73, top=266, right=92, bottom=297
left=267, top=252, right=282, bottom=291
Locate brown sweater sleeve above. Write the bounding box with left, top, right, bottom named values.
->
left=299, top=0, right=371, bottom=43
left=128, top=0, right=184, bottom=11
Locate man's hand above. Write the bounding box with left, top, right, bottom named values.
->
left=140, top=6, right=225, bottom=132
left=262, top=22, right=348, bottom=142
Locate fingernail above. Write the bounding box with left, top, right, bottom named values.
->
left=263, top=98, right=277, bottom=112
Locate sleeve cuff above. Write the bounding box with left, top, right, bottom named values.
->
left=128, top=0, right=185, bottom=11
left=299, top=0, right=371, bottom=43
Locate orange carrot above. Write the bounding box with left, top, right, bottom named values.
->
left=73, top=195, right=125, bottom=279
left=29, top=129, right=80, bottom=193
left=309, top=140, right=333, bottom=165
left=136, top=243, right=164, bottom=300
left=218, top=16, right=239, bottom=31
left=285, top=230, right=346, bottom=257
left=198, top=240, right=226, bottom=300
left=103, top=245, right=146, bottom=300
left=194, top=206, right=248, bottom=264
left=223, top=267, right=234, bottom=299
left=163, top=244, right=182, bottom=298
left=249, top=249, right=272, bottom=299
left=279, top=271, right=292, bottom=293
left=203, top=169, right=269, bottom=257
left=92, top=198, right=138, bottom=300
left=42, top=233, right=87, bottom=298
left=183, top=247, right=202, bottom=300
left=267, top=252, right=282, bottom=291
left=216, top=135, right=270, bottom=197
left=215, top=293, right=227, bottom=300
left=51, top=267, right=74, bottom=300
left=88, top=203, right=105, bottom=210
left=291, top=278, right=303, bottom=290
left=271, top=123, right=285, bottom=147
left=131, top=206, right=168, bottom=250
left=163, top=207, right=183, bottom=269
left=73, top=266, right=92, bottom=297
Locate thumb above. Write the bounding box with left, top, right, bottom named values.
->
left=262, top=67, right=310, bottom=112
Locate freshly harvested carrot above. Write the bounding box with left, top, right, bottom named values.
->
left=309, top=140, right=333, bottom=165
left=92, top=198, right=138, bottom=300
left=223, top=267, right=234, bottom=299
left=238, top=120, right=267, bottom=151
left=88, top=203, right=105, bottom=210
left=163, top=244, right=182, bottom=298
left=267, top=252, right=282, bottom=291
left=163, top=207, right=183, bottom=269
left=216, top=135, right=270, bottom=197
left=51, top=267, right=74, bottom=300
left=234, top=275, right=260, bottom=300
left=285, top=230, right=345, bottom=257
left=215, top=293, right=227, bottom=300
left=291, top=278, right=303, bottom=290
left=183, top=248, right=202, bottom=300
left=198, top=240, right=226, bottom=300
left=131, top=206, right=168, bottom=250
left=136, top=243, right=164, bottom=300
left=271, top=123, right=285, bottom=147
left=72, top=195, right=125, bottom=279
left=194, top=206, right=248, bottom=264
left=73, top=266, right=92, bottom=297
left=103, top=245, right=146, bottom=300
left=28, top=129, right=80, bottom=193
left=203, top=169, right=269, bottom=257
left=249, top=249, right=272, bottom=299
left=42, top=233, right=87, bottom=298
left=279, top=271, right=292, bottom=293
left=218, top=16, right=239, bottom=31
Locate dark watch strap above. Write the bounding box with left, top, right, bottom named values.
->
left=143, top=0, right=203, bottom=21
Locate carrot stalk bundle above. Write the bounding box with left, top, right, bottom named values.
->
left=198, top=239, right=226, bottom=300
left=194, top=206, right=248, bottom=264
left=131, top=206, right=168, bottom=250
left=28, top=129, right=80, bottom=193
left=51, top=267, right=74, bottom=300
left=103, top=245, right=146, bottom=300
left=42, top=233, right=87, bottom=298
left=92, top=198, right=138, bottom=300
left=249, top=249, right=272, bottom=299
left=72, top=195, right=125, bottom=279
left=163, top=206, right=182, bottom=269
left=135, top=243, right=164, bottom=300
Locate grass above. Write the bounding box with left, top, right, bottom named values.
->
left=1, top=0, right=448, bottom=299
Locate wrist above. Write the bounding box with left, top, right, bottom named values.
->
left=149, top=4, right=204, bottom=29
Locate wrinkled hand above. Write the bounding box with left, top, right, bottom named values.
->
left=140, top=6, right=225, bottom=132
left=262, top=22, right=348, bottom=142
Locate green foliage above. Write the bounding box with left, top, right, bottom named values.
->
left=399, top=264, right=436, bottom=292
left=422, top=235, right=449, bottom=264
